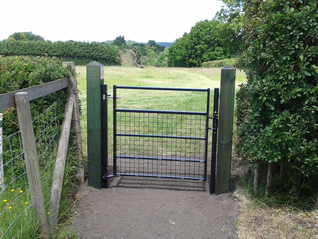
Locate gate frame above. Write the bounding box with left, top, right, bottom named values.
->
left=86, top=62, right=236, bottom=193
left=112, top=85, right=211, bottom=182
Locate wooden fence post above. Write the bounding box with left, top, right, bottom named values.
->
left=0, top=113, right=4, bottom=193
left=216, top=65, right=236, bottom=194
left=87, top=61, right=104, bottom=189
left=62, top=62, right=84, bottom=184
left=15, top=92, right=50, bottom=238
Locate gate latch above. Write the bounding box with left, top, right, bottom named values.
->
left=107, top=94, right=121, bottom=99
left=208, top=112, right=218, bottom=130
left=212, top=111, right=218, bottom=129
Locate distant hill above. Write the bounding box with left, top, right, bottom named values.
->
left=156, top=42, right=174, bottom=47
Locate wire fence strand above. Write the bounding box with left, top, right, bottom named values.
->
left=0, top=99, right=63, bottom=238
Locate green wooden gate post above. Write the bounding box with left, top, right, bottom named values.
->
left=87, top=61, right=104, bottom=189
left=216, top=65, right=236, bottom=194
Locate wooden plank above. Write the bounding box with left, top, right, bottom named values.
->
left=87, top=61, right=104, bottom=189
left=62, top=62, right=84, bottom=184
left=216, top=65, right=236, bottom=194
left=0, top=78, right=69, bottom=112
left=15, top=92, right=50, bottom=238
left=49, top=95, right=74, bottom=232
left=0, top=113, right=3, bottom=193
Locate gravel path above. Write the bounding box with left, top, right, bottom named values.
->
left=71, top=177, right=238, bottom=239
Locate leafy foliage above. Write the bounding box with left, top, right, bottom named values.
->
left=202, top=58, right=238, bottom=68
left=215, top=0, right=243, bottom=57
left=168, top=20, right=235, bottom=67
left=0, top=56, right=70, bottom=136
left=235, top=0, right=318, bottom=200
left=112, top=36, right=127, bottom=48
left=9, top=32, right=45, bottom=42
left=0, top=40, right=121, bottom=66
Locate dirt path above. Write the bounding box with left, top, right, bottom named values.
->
left=71, top=177, right=238, bottom=239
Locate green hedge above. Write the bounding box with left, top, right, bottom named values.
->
left=0, top=56, right=70, bottom=135
left=202, top=58, right=238, bottom=68
left=236, top=0, right=318, bottom=203
left=0, top=41, right=121, bottom=66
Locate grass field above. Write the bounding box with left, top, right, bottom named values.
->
left=76, top=66, right=246, bottom=163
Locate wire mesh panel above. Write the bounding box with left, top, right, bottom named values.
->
left=0, top=99, right=63, bottom=238
left=113, top=86, right=210, bottom=181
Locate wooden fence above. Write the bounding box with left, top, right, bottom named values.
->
left=0, top=62, right=83, bottom=238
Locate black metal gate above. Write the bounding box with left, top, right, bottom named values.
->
left=101, top=85, right=219, bottom=193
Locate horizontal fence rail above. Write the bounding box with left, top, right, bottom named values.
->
left=0, top=78, right=69, bottom=112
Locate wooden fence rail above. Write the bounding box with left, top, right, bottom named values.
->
left=0, top=62, right=83, bottom=238
left=0, top=113, right=4, bottom=193
left=49, top=95, right=74, bottom=233
left=0, top=78, right=69, bottom=112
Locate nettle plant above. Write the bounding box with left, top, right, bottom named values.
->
left=235, top=0, right=318, bottom=202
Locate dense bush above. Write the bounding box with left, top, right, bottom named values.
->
left=236, top=0, right=318, bottom=204
left=0, top=41, right=121, bottom=66
left=0, top=56, right=70, bottom=136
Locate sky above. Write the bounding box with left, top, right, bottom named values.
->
left=1, top=0, right=225, bottom=43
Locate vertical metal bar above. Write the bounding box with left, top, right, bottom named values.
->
left=101, top=84, right=108, bottom=188
left=113, top=85, right=117, bottom=176
left=210, top=88, right=219, bottom=194
left=204, top=88, right=210, bottom=181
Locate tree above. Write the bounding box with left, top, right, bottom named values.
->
left=168, top=33, right=191, bottom=67
left=215, top=0, right=244, bottom=56
left=168, top=20, right=228, bottom=67
left=9, top=32, right=27, bottom=41
left=8, top=32, right=45, bottom=41
left=112, top=36, right=126, bottom=47
left=147, top=40, right=164, bottom=53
